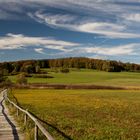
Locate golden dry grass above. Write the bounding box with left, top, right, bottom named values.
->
left=12, top=89, right=140, bottom=140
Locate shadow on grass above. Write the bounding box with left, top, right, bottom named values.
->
left=30, top=112, right=73, bottom=140
left=9, top=94, right=73, bottom=140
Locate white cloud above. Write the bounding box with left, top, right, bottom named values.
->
left=78, top=22, right=138, bottom=38
left=0, top=33, right=79, bottom=51
left=1, top=0, right=140, bottom=22
left=123, top=13, right=140, bottom=22
left=0, top=0, right=140, bottom=39
left=0, top=1, right=27, bottom=20
left=27, top=12, right=77, bottom=27
left=85, top=44, right=139, bottom=56
left=42, top=43, right=140, bottom=59
left=34, top=48, right=44, bottom=54
left=29, top=12, right=140, bottom=39
left=0, top=34, right=139, bottom=58
left=23, top=0, right=135, bottom=14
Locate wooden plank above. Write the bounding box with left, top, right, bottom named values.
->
left=0, top=91, right=24, bottom=140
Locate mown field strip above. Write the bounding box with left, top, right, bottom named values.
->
left=8, top=69, right=140, bottom=88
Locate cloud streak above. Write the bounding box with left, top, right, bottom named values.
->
left=28, top=11, right=140, bottom=39
left=85, top=44, right=139, bottom=56
left=34, top=48, right=44, bottom=54
left=0, top=33, right=79, bottom=52
left=123, top=13, right=140, bottom=22
left=1, top=0, right=140, bottom=39
left=0, top=33, right=139, bottom=56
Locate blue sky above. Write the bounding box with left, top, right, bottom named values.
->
left=0, top=0, right=140, bottom=63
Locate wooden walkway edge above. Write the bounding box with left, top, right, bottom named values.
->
left=1, top=89, right=55, bottom=140
left=0, top=91, right=24, bottom=140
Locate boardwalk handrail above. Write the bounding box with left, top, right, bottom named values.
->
left=2, top=89, right=55, bottom=140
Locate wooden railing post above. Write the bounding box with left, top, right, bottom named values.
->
left=17, top=108, right=19, bottom=116
left=24, top=114, right=27, bottom=125
left=2, top=89, right=55, bottom=140
left=35, top=124, right=38, bottom=140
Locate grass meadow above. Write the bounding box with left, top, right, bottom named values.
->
left=8, top=69, right=140, bottom=88
left=11, top=89, right=140, bottom=140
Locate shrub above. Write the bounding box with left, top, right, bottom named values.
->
left=0, top=69, right=6, bottom=82
left=16, top=73, right=28, bottom=85
left=3, top=78, right=13, bottom=87
left=60, top=68, right=70, bottom=73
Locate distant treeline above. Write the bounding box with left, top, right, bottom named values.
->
left=0, top=57, right=140, bottom=75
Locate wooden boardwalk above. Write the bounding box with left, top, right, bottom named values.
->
left=0, top=92, right=24, bottom=140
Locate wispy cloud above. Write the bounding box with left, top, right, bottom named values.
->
left=123, top=13, right=140, bottom=22
left=1, top=33, right=139, bottom=56
left=1, top=0, right=140, bottom=39
left=28, top=11, right=140, bottom=39
left=0, top=1, right=27, bottom=20
left=85, top=43, right=139, bottom=56
left=77, top=23, right=139, bottom=38
left=0, top=33, right=79, bottom=52
left=34, top=48, right=44, bottom=54
left=41, top=43, right=140, bottom=57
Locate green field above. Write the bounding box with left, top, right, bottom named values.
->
left=8, top=69, right=140, bottom=87
left=12, top=89, right=140, bottom=140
